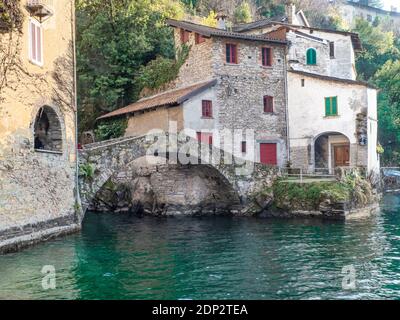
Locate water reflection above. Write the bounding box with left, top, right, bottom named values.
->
left=0, top=196, right=400, bottom=300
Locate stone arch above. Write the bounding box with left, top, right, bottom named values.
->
left=32, top=105, right=64, bottom=153
left=87, top=155, right=241, bottom=215
left=78, top=135, right=243, bottom=215
left=313, top=131, right=350, bottom=173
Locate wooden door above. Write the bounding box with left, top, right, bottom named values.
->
left=260, top=143, right=277, bottom=165
left=334, top=145, right=350, bottom=167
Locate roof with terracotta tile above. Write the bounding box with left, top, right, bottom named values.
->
left=166, top=19, right=288, bottom=45
left=97, top=79, right=217, bottom=120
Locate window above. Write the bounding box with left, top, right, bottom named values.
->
left=202, top=100, right=213, bottom=118
left=329, top=42, right=335, bottom=59
left=263, top=95, right=274, bottom=113
left=241, top=141, right=247, bottom=153
left=301, top=79, right=305, bottom=87
left=197, top=132, right=213, bottom=145
left=180, top=29, right=190, bottom=43
left=325, top=96, right=338, bottom=116
left=306, top=48, right=317, bottom=65
left=262, top=47, right=272, bottom=66
left=34, top=106, right=63, bottom=152
left=195, top=33, right=205, bottom=44
left=226, top=43, right=238, bottom=64
left=29, top=18, right=43, bottom=66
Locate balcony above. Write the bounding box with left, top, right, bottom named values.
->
left=25, top=0, right=53, bottom=22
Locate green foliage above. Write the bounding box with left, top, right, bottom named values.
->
left=234, top=2, right=252, bottom=24
left=273, top=180, right=350, bottom=211
left=76, top=0, right=184, bottom=134
left=201, top=10, right=218, bottom=27
left=353, top=18, right=399, bottom=80
left=339, top=169, right=373, bottom=207
left=374, top=59, right=400, bottom=165
left=0, top=0, right=23, bottom=32
left=79, top=163, right=96, bottom=180
left=94, top=118, right=128, bottom=141
left=137, top=45, right=190, bottom=91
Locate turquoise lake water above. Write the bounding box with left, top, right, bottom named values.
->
left=1, top=194, right=400, bottom=300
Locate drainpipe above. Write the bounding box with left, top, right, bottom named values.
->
left=71, top=0, right=81, bottom=221
left=283, top=46, right=290, bottom=164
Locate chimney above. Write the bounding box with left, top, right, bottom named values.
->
left=285, top=1, right=296, bottom=25
left=216, top=12, right=228, bottom=30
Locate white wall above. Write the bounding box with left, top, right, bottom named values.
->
left=288, top=72, right=378, bottom=171
left=367, top=87, right=379, bottom=173
left=183, top=86, right=218, bottom=134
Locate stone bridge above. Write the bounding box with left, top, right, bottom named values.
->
left=78, top=134, right=279, bottom=217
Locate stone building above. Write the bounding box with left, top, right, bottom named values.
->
left=98, top=2, right=379, bottom=174
left=331, top=0, right=400, bottom=34
left=0, top=0, right=79, bottom=252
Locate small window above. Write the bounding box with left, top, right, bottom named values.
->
left=180, top=29, right=190, bottom=43
left=226, top=43, right=238, bottom=64
left=263, top=95, right=274, bottom=113
left=195, top=33, right=205, bottom=44
left=202, top=100, right=213, bottom=118
left=34, top=106, right=63, bottom=152
left=301, top=79, right=305, bottom=87
left=306, top=48, right=317, bottom=65
left=329, top=42, right=335, bottom=59
left=29, top=19, right=43, bottom=66
left=197, top=132, right=213, bottom=145
left=241, top=141, right=247, bottom=153
left=325, top=96, right=338, bottom=116
left=262, top=47, right=272, bottom=66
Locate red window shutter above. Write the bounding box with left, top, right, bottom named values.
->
left=263, top=96, right=273, bottom=113
left=202, top=100, right=212, bottom=118
left=181, top=29, right=189, bottom=43
left=197, top=132, right=213, bottom=145
left=195, top=33, right=205, bottom=44
left=226, top=44, right=238, bottom=64
left=262, top=48, right=272, bottom=66
left=260, top=143, right=277, bottom=165
left=232, top=44, right=237, bottom=63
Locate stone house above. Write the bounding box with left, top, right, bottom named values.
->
left=98, top=3, right=379, bottom=174
left=0, top=0, right=79, bottom=252
left=331, top=0, right=400, bottom=33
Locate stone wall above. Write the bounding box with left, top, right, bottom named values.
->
left=174, top=28, right=215, bottom=87
left=212, top=37, right=288, bottom=166
left=0, top=0, right=79, bottom=253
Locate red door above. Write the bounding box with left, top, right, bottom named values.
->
left=260, top=143, right=277, bottom=165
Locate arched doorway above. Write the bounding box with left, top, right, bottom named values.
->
left=33, top=106, right=63, bottom=152
left=314, top=132, right=350, bottom=173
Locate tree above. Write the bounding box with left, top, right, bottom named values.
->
left=353, top=18, right=399, bottom=80
left=375, top=60, right=400, bottom=165
left=234, top=2, right=253, bottom=23
left=76, top=0, right=184, bottom=135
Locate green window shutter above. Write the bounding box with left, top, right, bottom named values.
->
left=332, top=97, right=337, bottom=115
left=307, top=49, right=317, bottom=65
left=325, top=97, right=331, bottom=116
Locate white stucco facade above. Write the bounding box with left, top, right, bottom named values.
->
left=287, top=71, right=378, bottom=173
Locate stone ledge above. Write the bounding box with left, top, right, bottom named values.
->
left=0, top=224, right=81, bottom=255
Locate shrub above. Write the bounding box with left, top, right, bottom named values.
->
left=94, top=118, right=128, bottom=141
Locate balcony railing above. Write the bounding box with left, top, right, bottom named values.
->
left=26, top=0, right=53, bottom=21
